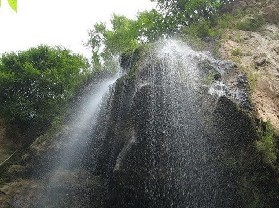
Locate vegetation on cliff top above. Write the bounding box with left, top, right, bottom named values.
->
left=86, top=0, right=235, bottom=69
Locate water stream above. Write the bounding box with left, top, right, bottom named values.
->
left=36, top=73, right=120, bottom=207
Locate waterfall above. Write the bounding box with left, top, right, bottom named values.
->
left=129, top=40, right=223, bottom=207
left=10, top=39, right=251, bottom=208
left=35, top=72, right=120, bottom=207
left=95, top=39, right=248, bottom=208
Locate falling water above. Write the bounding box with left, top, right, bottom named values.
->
left=35, top=72, right=120, bottom=207
left=98, top=39, right=246, bottom=207
left=136, top=40, right=224, bottom=207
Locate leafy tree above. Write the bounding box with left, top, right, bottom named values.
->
left=107, top=15, right=139, bottom=53
left=151, top=0, right=234, bottom=24
left=86, top=1, right=237, bottom=69
left=87, top=23, right=107, bottom=71
left=0, top=46, right=90, bottom=144
left=136, top=9, right=171, bottom=41
left=86, top=1, right=237, bottom=71
left=87, top=15, right=139, bottom=70
left=87, top=11, right=171, bottom=70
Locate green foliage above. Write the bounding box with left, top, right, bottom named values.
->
left=231, top=48, right=242, bottom=56
left=213, top=10, right=265, bottom=32
left=137, top=9, right=170, bottom=42
left=8, top=0, right=17, bottom=12
left=87, top=1, right=239, bottom=68
left=151, top=0, right=233, bottom=23
left=256, top=121, right=277, bottom=165
left=202, top=72, right=215, bottom=85
left=217, top=12, right=237, bottom=29
left=0, top=46, right=90, bottom=144
left=182, top=18, right=219, bottom=39
left=181, top=8, right=265, bottom=41
left=87, top=11, right=169, bottom=71
left=246, top=71, right=258, bottom=91
left=106, top=15, right=139, bottom=53
left=236, top=15, right=265, bottom=31
left=86, top=0, right=266, bottom=72
left=0, top=0, right=17, bottom=12
left=87, top=15, right=138, bottom=71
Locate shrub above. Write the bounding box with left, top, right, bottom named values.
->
left=236, top=15, right=265, bottom=31
left=0, top=46, right=90, bottom=144
left=256, top=121, right=277, bottom=165
left=183, top=18, right=219, bottom=39
left=231, top=48, right=242, bottom=56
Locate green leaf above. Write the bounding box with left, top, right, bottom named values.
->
left=8, top=0, right=17, bottom=12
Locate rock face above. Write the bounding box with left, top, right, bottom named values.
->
left=228, top=0, right=279, bottom=24
left=220, top=23, right=279, bottom=133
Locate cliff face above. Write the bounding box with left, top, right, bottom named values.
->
left=229, top=0, right=279, bottom=24
left=221, top=0, right=279, bottom=133
left=216, top=8, right=279, bottom=205
left=220, top=23, right=279, bottom=133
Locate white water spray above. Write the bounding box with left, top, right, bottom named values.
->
left=36, top=72, right=120, bottom=207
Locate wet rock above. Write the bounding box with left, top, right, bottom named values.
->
left=214, top=73, right=222, bottom=81
left=214, top=96, right=256, bottom=145
left=236, top=74, right=249, bottom=87
left=228, top=74, right=252, bottom=111
left=21, top=153, right=31, bottom=164
left=120, top=47, right=142, bottom=70
left=198, top=60, right=215, bottom=71
left=0, top=190, right=6, bottom=195
left=8, top=165, right=27, bottom=176
left=208, top=81, right=229, bottom=97
left=100, top=41, right=253, bottom=208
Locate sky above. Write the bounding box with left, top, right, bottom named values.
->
left=0, top=0, right=155, bottom=58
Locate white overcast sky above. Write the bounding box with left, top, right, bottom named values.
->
left=0, top=0, right=155, bottom=58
